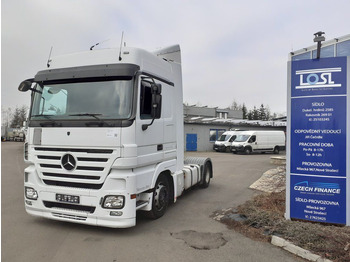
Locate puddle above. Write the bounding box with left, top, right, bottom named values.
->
left=171, top=230, right=227, bottom=250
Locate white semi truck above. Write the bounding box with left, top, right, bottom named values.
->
left=18, top=44, right=213, bottom=228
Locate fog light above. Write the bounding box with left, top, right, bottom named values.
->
left=25, top=187, right=38, bottom=200
left=103, top=195, right=125, bottom=209
left=25, top=200, right=32, bottom=206
left=110, top=211, right=123, bottom=216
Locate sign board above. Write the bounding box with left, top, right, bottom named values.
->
left=286, top=56, right=349, bottom=225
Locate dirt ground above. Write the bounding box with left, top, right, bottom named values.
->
left=214, top=191, right=350, bottom=262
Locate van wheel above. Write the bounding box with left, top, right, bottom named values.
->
left=244, top=147, right=252, bottom=155
left=200, top=162, right=212, bottom=188
left=146, top=176, right=170, bottom=219
left=225, top=146, right=231, bottom=153
left=273, top=147, right=280, bottom=154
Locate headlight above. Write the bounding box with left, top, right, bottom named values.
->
left=102, top=195, right=125, bottom=209
left=25, top=187, right=38, bottom=200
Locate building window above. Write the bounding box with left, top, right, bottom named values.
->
left=312, top=45, right=334, bottom=59
left=216, top=112, right=228, bottom=119
left=337, top=40, right=350, bottom=57
left=209, top=129, right=226, bottom=142
left=292, top=52, right=311, bottom=61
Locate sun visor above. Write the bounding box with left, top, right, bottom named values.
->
left=34, top=63, right=140, bottom=82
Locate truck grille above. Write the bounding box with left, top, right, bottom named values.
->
left=34, top=147, right=117, bottom=190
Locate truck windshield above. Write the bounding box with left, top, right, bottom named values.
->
left=30, top=80, right=133, bottom=121
left=234, top=135, right=250, bottom=142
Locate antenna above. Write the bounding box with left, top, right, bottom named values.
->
left=119, top=31, right=124, bottom=61
left=47, top=46, right=53, bottom=68
left=90, top=39, right=110, bottom=50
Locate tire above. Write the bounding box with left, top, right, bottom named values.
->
left=273, top=146, right=280, bottom=154
left=225, top=146, right=231, bottom=153
left=244, top=147, right=252, bottom=155
left=200, top=162, right=212, bottom=188
left=146, top=176, right=170, bottom=219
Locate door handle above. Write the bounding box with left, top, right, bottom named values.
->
left=157, top=144, right=163, bottom=151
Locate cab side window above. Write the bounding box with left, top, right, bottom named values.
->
left=249, top=135, right=256, bottom=143
left=140, top=80, right=162, bottom=119
left=229, top=136, right=236, bottom=142
left=140, top=81, right=153, bottom=119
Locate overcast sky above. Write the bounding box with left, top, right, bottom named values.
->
left=2, top=0, right=350, bottom=115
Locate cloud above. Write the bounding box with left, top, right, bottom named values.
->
left=2, top=0, right=350, bottom=115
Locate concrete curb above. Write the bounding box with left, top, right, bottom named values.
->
left=271, top=236, right=332, bottom=262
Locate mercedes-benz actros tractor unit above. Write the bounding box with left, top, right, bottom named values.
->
left=19, top=44, right=212, bottom=228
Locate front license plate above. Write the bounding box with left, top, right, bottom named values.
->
left=56, top=194, right=80, bottom=204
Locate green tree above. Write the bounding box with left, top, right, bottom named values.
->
left=10, top=105, right=28, bottom=128
left=252, top=106, right=259, bottom=120
left=259, top=104, right=266, bottom=120
left=242, top=103, right=248, bottom=119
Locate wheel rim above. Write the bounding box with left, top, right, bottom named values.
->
left=154, top=183, right=168, bottom=211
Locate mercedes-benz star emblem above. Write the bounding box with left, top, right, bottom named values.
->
left=61, top=154, right=76, bottom=171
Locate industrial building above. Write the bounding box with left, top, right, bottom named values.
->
left=183, top=105, right=286, bottom=151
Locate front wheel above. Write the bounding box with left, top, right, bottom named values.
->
left=244, top=147, right=252, bottom=155
left=146, top=176, right=170, bottom=219
left=273, top=146, right=280, bottom=154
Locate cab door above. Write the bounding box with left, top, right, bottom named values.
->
left=135, top=76, right=164, bottom=165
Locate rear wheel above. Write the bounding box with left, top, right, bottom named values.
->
left=273, top=146, right=280, bottom=154
left=146, top=176, right=170, bottom=219
left=200, top=162, right=212, bottom=188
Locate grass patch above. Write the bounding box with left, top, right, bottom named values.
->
left=220, top=191, right=350, bottom=262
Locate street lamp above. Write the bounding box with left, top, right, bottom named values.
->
left=313, top=31, right=325, bottom=59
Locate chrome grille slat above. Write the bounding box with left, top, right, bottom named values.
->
left=34, top=146, right=116, bottom=189
left=43, top=172, right=100, bottom=180
left=52, top=213, right=87, bottom=221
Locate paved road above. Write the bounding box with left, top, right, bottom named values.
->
left=1, top=142, right=299, bottom=262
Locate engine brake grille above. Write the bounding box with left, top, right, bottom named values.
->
left=44, top=201, right=96, bottom=213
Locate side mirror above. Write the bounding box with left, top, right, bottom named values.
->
left=142, top=83, right=162, bottom=131
left=152, top=83, right=162, bottom=94
left=18, top=79, right=34, bottom=92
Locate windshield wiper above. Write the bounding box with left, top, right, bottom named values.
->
left=31, top=114, right=61, bottom=127
left=69, top=113, right=111, bottom=127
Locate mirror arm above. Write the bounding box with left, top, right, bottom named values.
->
left=142, top=117, right=155, bottom=131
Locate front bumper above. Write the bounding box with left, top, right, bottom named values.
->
left=24, top=165, right=137, bottom=228
left=231, top=146, right=244, bottom=152
left=213, top=144, right=228, bottom=152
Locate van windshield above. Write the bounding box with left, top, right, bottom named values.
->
left=234, top=135, right=250, bottom=142
left=217, top=134, right=229, bottom=141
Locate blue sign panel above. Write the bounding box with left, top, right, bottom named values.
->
left=290, top=57, right=347, bottom=225
left=291, top=96, right=347, bottom=177
left=290, top=175, right=346, bottom=224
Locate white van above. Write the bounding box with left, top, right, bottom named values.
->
left=231, top=130, right=285, bottom=154
left=213, top=131, right=241, bottom=152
